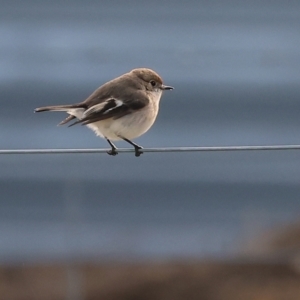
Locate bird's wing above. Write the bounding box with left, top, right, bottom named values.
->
left=69, top=96, right=149, bottom=127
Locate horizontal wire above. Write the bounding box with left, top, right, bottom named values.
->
left=1, top=145, right=300, bottom=155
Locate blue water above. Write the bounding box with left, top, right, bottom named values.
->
left=0, top=0, right=300, bottom=263
left=1, top=179, right=299, bottom=263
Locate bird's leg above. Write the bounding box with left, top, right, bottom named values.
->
left=106, top=138, right=118, bottom=156
left=122, top=138, right=143, bottom=157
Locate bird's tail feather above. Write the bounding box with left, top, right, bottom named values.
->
left=34, top=103, right=84, bottom=113
left=58, top=115, right=76, bottom=126
left=34, top=103, right=86, bottom=126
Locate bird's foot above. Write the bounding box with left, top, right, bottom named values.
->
left=134, top=146, right=143, bottom=157
left=107, top=148, right=118, bottom=156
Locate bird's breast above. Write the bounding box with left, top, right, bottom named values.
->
left=87, top=97, right=160, bottom=141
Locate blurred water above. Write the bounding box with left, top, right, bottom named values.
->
left=0, top=0, right=300, bottom=263
left=1, top=1, right=300, bottom=84
left=1, top=179, right=299, bottom=263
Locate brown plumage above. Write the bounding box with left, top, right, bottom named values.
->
left=35, top=68, right=173, bottom=156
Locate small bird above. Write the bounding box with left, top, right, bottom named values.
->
left=35, top=68, right=173, bottom=157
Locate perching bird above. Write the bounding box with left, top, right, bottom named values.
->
left=35, top=68, right=173, bottom=157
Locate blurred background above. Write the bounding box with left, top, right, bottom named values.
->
left=1, top=0, right=300, bottom=299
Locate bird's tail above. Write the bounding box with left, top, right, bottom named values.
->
left=34, top=103, right=86, bottom=126
left=34, top=103, right=85, bottom=113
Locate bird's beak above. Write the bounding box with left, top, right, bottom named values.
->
left=161, top=85, right=174, bottom=91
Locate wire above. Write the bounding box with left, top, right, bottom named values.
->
left=1, top=145, right=300, bottom=155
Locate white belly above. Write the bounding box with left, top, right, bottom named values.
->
left=68, top=94, right=160, bottom=141
left=86, top=105, right=158, bottom=141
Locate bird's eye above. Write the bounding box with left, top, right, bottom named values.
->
left=150, top=80, right=156, bottom=87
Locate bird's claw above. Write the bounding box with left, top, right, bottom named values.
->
left=107, top=149, right=118, bottom=156
left=134, top=147, right=143, bottom=157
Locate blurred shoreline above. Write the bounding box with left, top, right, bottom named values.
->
left=3, top=221, right=300, bottom=299
left=1, top=259, right=300, bottom=300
